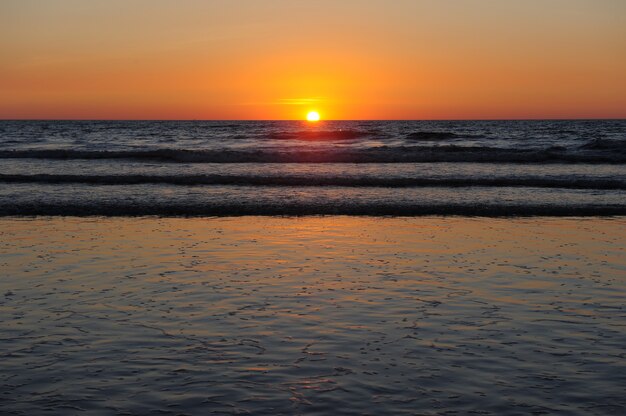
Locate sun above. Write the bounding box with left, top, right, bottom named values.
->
left=306, top=111, right=320, bottom=122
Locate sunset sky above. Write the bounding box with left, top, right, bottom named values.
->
left=1, top=0, right=625, bottom=120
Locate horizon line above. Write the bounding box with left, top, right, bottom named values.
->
left=1, top=117, right=625, bottom=122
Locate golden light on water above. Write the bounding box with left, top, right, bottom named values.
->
left=306, top=111, right=320, bottom=122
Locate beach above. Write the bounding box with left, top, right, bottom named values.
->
left=2, top=216, right=624, bottom=415
left=3, top=0, right=626, bottom=414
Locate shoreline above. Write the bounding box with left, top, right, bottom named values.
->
left=2, top=207, right=626, bottom=217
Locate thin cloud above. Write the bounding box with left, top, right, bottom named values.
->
left=277, top=97, right=327, bottom=106
left=239, top=97, right=328, bottom=106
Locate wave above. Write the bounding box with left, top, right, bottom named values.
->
left=265, top=129, right=373, bottom=141
left=2, top=174, right=625, bottom=190
left=1, top=147, right=625, bottom=163
left=579, top=138, right=626, bottom=151
left=405, top=131, right=484, bottom=141
left=0, top=202, right=623, bottom=217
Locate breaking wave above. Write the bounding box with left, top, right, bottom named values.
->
left=579, top=138, right=626, bottom=151
left=1, top=173, right=624, bottom=190
left=0, top=201, right=623, bottom=217
left=1, top=146, right=625, bottom=163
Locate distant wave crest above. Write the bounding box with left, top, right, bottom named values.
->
left=405, top=131, right=485, bottom=141
left=265, top=129, right=373, bottom=141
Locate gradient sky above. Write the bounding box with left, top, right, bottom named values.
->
left=1, top=0, right=625, bottom=120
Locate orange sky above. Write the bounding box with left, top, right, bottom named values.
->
left=1, top=0, right=625, bottom=120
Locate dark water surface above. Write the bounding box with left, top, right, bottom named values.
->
left=1, top=120, right=625, bottom=215
left=1, top=217, right=625, bottom=415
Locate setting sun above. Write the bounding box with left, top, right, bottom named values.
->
left=306, top=111, right=320, bottom=122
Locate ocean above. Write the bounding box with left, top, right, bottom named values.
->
left=1, top=119, right=625, bottom=216
left=2, top=120, right=626, bottom=414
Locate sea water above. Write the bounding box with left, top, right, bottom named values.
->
left=1, top=119, right=625, bottom=215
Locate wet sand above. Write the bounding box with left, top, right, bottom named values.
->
left=1, top=216, right=625, bottom=415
